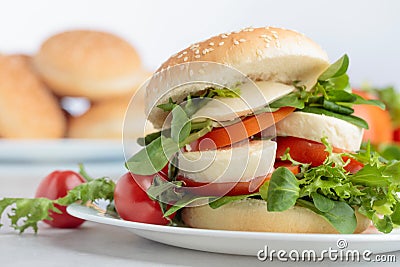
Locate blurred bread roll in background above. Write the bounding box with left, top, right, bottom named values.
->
left=67, top=91, right=154, bottom=139
left=0, top=55, right=66, bottom=138
left=34, top=30, right=148, bottom=100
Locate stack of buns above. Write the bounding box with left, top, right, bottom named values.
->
left=0, top=30, right=150, bottom=139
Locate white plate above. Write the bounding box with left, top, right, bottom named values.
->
left=0, top=139, right=139, bottom=163
left=67, top=203, right=400, bottom=256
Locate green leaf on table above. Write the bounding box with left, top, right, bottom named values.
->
left=56, top=177, right=115, bottom=206
left=319, top=54, right=349, bottom=81
left=267, top=167, right=299, bottom=212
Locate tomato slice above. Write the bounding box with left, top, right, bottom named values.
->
left=275, top=136, right=363, bottom=173
left=190, top=107, right=295, bottom=151
left=177, top=162, right=299, bottom=196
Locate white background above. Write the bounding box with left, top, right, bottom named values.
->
left=0, top=0, right=399, bottom=88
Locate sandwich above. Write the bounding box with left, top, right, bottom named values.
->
left=127, top=27, right=400, bottom=234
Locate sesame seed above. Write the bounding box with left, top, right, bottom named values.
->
left=219, top=41, right=224, bottom=46
left=194, top=55, right=201, bottom=59
left=265, top=43, right=270, bottom=48
left=208, top=47, right=214, bottom=52
left=260, top=34, right=268, bottom=38
left=265, top=35, right=273, bottom=41
left=177, top=54, right=183, bottom=59
left=183, top=56, right=188, bottom=62
left=202, top=49, right=208, bottom=55
left=239, top=38, right=246, bottom=43
left=256, top=49, right=263, bottom=56
left=221, top=34, right=228, bottom=38
left=209, top=42, right=214, bottom=46
left=190, top=44, right=200, bottom=49
left=248, top=28, right=254, bottom=32
left=195, top=49, right=200, bottom=54
left=182, top=51, right=187, bottom=55
left=233, top=40, right=239, bottom=45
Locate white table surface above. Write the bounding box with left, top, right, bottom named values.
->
left=1, top=161, right=400, bottom=267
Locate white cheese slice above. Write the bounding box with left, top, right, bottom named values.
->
left=275, top=111, right=364, bottom=151
left=178, top=140, right=276, bottom=183
left=191, top=81, right=294, bottom=122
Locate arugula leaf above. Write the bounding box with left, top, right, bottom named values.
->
left=267, top=167, right=299, bottom=212
left=137, top=131, right=162, bottom=146
left=297, top=198, right=357, bottom=234
left=353, top=95, right=385, bottom=109
left=319, top=54, right=349, bottom=81
left=171, top=105, right=191, bottom=143
left=311, top=192, right=335, bottom=212
left=269, top=93, right=305, bottom=109
left=0, top=177, right=115, bottom=233
left=326, top=89, right=356, bottom=102
left=322, top=99, right=354, bottom=115
left=301, top=107, right=369, bottom=129
left=163, top=195, right=210, bottom=217
left=126, top=136, right=179, bottom=175
left=157, top=97, right=177, bottom=112
left=326, top=74, right=351, bottom=91
left=209, top=193, right=259, bottom=209
left=203, top=87, right=241, bottom=98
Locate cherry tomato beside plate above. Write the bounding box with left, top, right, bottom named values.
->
left=35, top=171, right=86, bottom=228
left=114, top=172, right=173, bottom=225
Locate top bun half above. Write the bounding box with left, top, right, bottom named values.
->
left=145, top=27, right=330, bottom=129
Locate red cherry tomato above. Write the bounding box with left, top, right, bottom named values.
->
left=35, top=171, right=86, bottom=228
left=114, top=172, right=174, bottom=225
left=276, top=136, right=363, bottom=173
left=178, top=162, right=299, bottom=196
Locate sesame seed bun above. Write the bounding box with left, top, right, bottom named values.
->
left=0, top=55, right=66, bottom=138
left=145, top=27, right=330, bottom=129
left=34, top=30, right=147, bottom=100
left=182, top=199, right=370, bottom=234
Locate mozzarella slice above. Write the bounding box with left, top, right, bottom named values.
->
left=191, top=81, right=294, bottom=122
left=275, top=111, right=364, bottom=151
left=178, top=140, right=276, bottom=183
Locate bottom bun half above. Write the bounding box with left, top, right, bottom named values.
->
left=182, top=199, right=370, bottom=234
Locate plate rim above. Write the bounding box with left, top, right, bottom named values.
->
left=67, top=203, right=400, bottom=242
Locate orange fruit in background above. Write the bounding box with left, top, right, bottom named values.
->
left=352, top=89, right=393, bottom=144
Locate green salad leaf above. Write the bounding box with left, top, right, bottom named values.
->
left=266, top=167, right=299, bottom=211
